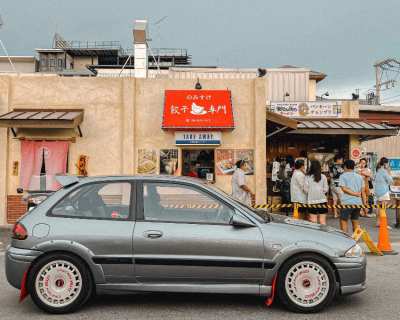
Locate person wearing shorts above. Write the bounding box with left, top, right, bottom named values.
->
left=329, top=155, right=344, bottom=218
left=339, top=160, right=366, bottom=233
left=374, top=157, right=393, bottom=228
left=291, top=159, right=308, bottom=219
left=304, top=160, right=329, bottom=225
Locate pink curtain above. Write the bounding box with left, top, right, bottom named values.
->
left=42, top=141, right=69, bottom=190
left=20, top=141, right=43, bottom=190
left=20, top=140, right=69, bottom=191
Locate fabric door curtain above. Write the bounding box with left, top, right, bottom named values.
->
left=20, top=140, right=69, bottom=191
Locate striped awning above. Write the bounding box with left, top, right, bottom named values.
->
left=290, top=119, right=398, bottom=137
left=0, top=109, right=84, bottom=137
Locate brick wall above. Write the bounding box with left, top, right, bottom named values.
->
left=7, top=195, right=27, bottom=224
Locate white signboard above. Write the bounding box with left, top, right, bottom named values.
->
left=270, top=101, right=342, bottom=118
left=175, top=131, right=221, bottom=145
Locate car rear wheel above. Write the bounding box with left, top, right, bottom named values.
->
left=277, top=254, right=336, bottom=313
left=28, top=253, right=93, bottom=314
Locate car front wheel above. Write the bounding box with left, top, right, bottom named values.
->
left=277, top=254, right=336, bottom=313
left=28, top=253, right=93, bottom=314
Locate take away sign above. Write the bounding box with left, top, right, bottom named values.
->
left=162, top=90, right=234, bottom=129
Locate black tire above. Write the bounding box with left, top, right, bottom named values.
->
left=276, top=253, right=336, bottom=313
left=27, top=253, right=93, bottom=314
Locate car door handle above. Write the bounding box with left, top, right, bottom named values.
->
left=143, top=230, right=163, bottom=239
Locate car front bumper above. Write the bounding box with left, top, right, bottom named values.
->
left=5, top=246, right=43, bottom=289
left=334, top=256, right=367, bottom=295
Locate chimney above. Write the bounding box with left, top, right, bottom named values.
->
left=133, top=20, right=148, bottom=78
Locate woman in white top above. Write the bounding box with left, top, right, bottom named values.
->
left=231, top=160, right=254, bottom=206
left=304, top=160, right=329, bottom=225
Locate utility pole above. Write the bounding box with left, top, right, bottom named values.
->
left=374, top=58, right=400, bottom=105
left=375, top=63, right=381, bottom=105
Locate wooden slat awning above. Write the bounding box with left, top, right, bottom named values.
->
left=0, top=108, right=84, bottom=129
left=266, top=111, right=298, bottom=129
left=0, top=108, right=84, bottom=138
left=290, top=118, right=399, bottom=138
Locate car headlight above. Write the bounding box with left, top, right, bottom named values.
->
left=345, top=244, right=364, bottom=257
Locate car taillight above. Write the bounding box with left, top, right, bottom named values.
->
left=12, top=222, right=28, bottom=240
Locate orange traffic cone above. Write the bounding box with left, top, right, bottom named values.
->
left=293, top=203, right=300, bottom=220
left=377, top=205, right=398, bottom=255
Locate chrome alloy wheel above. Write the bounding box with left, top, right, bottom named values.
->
left=284, top=261, right=330, bottom=308
left=34, top=260, right=82, bottom=308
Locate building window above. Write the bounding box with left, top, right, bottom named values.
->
left=49, top=59, right=56, bottom=68
left=57, top=58, right=64, bottom=70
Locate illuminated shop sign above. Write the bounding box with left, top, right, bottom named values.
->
left=162, top=90, right=234, bottom=129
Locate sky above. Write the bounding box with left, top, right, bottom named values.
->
left=1, top=0, right=400, bottom=103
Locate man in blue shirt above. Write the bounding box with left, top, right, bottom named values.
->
left=339, top=160, right=366, bottom=233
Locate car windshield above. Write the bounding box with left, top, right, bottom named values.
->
left=206, top=184, right=270, bottom=222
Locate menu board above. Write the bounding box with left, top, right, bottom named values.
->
left=160, top=149, right=179, bottom=175
left=216, top=149, right=254, bottom=175
left=137, top=149, right=157, bottom=174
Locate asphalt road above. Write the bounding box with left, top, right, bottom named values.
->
left=0, top=247, right=400, bottom=320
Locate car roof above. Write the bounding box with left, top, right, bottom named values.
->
left=77, top=175, right=208, bottom=186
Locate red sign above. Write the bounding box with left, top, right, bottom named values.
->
left=162, top=90, right=234, bottom=129
left=351, top=147, right=361, bottom=160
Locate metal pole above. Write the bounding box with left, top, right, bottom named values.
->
left=375, top=64, right=381, bottom=105
left=0, top=39, right=17, bottom=73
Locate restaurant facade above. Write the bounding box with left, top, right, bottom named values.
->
left=0, top=74, right=397, bottom=224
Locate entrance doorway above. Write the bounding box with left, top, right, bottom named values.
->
left=182, top=149, right=215, bottom=180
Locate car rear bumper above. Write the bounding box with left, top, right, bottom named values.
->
left=334, top=256, right=367, bottom=296
left=5, top=246, right=43, bottom=289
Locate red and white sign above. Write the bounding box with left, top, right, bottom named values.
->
left=351, top=147, right=361, bottom=160
left=162, top=90, right=234, bottom=129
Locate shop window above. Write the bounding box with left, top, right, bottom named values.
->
left=49, top=59, right=56, bottom=68
left=182, top=149, right=215, bottom=179
left=51, top=182, right=131, bottom=220
left=142, top=183, right=233, bottom=224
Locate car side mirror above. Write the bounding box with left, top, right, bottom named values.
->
left=230, top=214, right=255, bottom=228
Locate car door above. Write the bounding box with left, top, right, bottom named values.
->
left=49, top=180, right=136, bottom=283
left=132, top=180, right=265, bottom=286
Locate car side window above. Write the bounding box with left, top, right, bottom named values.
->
left=51, top=182, right=132, bottom=220
left=142, top=183, right=234, bottom=224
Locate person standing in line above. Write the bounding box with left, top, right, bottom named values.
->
left=304, top=160, right=329, bottom=225
left=374, top=157, right=393, bottom=228
left=231, top=159, right=254, bottom=206
left=357, top=158, right=373, bottom=217
left=339, top=160, right=366, bottom=233
left=329, top=154, right=344, bottom=218
left=290, top=159, right=307, bottom=219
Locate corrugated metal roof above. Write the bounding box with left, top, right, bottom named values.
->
left=297, top=119, right=396, bottom=130
left=0, top=109, right=84, bottom=132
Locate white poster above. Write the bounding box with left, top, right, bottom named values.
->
left=270, top=101, right=342, bottom=118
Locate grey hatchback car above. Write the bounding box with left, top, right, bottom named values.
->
left=6, top=175, right=366, bottom=314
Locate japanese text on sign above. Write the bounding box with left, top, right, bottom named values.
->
left=163, top=90, right=234, bottom=129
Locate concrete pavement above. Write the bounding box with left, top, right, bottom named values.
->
left=0, top=249, right=400, bottom=319
left=0, top=212, right=399, bottom=319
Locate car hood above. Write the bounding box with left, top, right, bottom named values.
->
left=269, top=213, right=351, bottom=238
